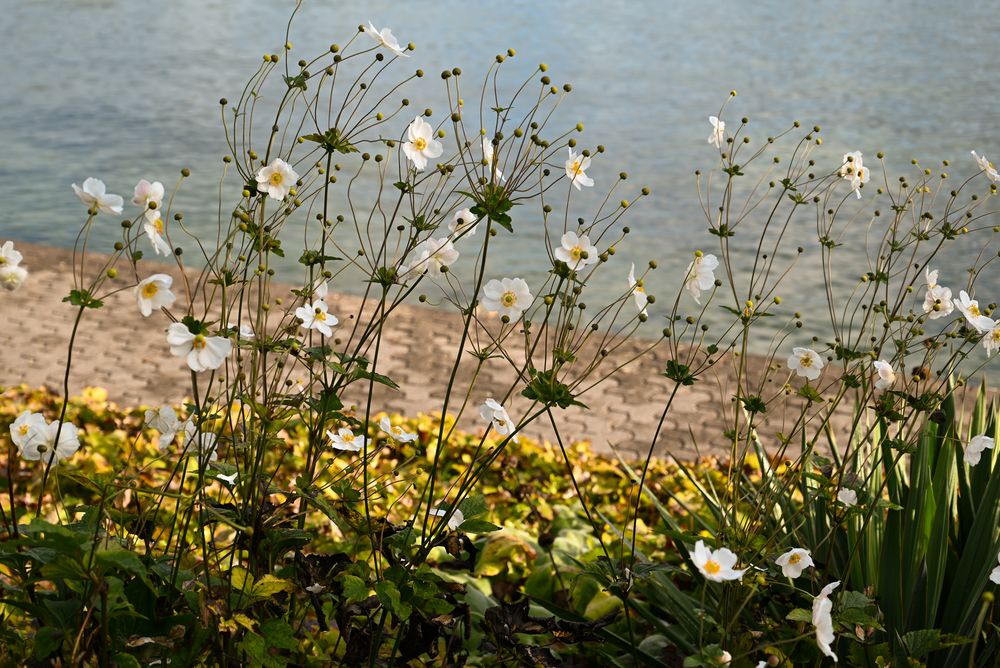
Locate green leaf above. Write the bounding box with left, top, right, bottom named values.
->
left=458, top=518, right=502, bottom=533
left=375, top=580, right=412, bottom=620
left=33, top=627, right=63, bottom=660
left=341, top=574, right=369, bottom=603
left=786, top=608, right=812, bottom=623
left=251, top=575, right=294, bottom=600
left=63, top=289, right=103, bottom=309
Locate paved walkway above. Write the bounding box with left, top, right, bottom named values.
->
left=0, top=242, right=847, bottom=458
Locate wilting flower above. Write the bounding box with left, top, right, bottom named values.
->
left=837, top=488, right=858, bottom=507
left=0, top=264, right=27, bottom=292
left=628, top=263, right=648, bottom=315
left=690, top=540, right=747, bottom=582
left=0, top=241, right=23, bottom=268
left=144, top=406, right=181, bottom=451
left=365, top=22, right=408, bottom=57
left=430, top=507, right=465, bottom=530
left=296, top=301, right=338, bottom=337
left=775, top=547, right=814, bottom=578
left=565, top=148, right=594, bottom=190
left=135, top=274, right=177, bottom=317
left=482, top=137, right=504, bottom=182
left=480, top=398, right=518, bottom=443
left=555, top=232, right=598, bottom=271
left=10, top=411, right=47, bottom=451
left=166, top=322, right=232, bottom=372
left=449, top=208, right=480, bottom=238
left=379, top=416, right=417, bottom=443
left=971, top=150, right=1000, bottom=183
left=922, top=268, right=954, bottom=319
left=481, top=277, right=533, bottom=321
left=405, top=237, right=459, bottom=275
left=402, top=116, right=443, bottom=171
left=256, top=158, right=298, bottom=201
left=787, top=347, right=823, bottom=381
left=182, top=420, right=218, bottom=463
left=707, top=116, right=725, bottom=149
left=684, top=252, right=719, bottom=304
left=327, top=427, right=366, bottom=452
left=990, top=553, right=1000, bottom=585
left=143, top=211, right=172, bottom=256
left=813, top=581, right=840, bottom=661
left=955, top=290, right=994, bottom=333
left=839, top=151, right=869, bottom=199
left=132, top=179, right=165, bottom=216
left=305, top=583, right=325, bottom=594
left=72, top=178, right=124, bottom=214
left=965, top=434, right=995, bottom=466
left=872, top=360, right=896, bottom=390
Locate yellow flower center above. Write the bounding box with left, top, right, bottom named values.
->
left=142, top=282, right=159, bottom=298
left=0, top=258, right=6, bottom=265
left=314, top=310, right=327, bottom=322
left=571, top=160, right=582, bottom=176
left=991, top=329, right=1000, bottom=342
left=18, top=424, right=29, bottom=436
left=635, top=280, right=645, bottom=294
left=970, top=304, right=981, bottom=317
left=269, top=171, right=284, bottom=186
left=154, top=218, right=165, bottom=234
left=799, top=355, right=814, bottom=368
left=704, top=560, right=721, bottom=575
left=501, top=291, right=517, bottom=307
left=570, top=246, right=583, bottom=261
left=343, top=433, right=355, bottom=443
left=788, top=553, right=801, bottom=564
left=192, top=334, right=207, bottom=350
left=856, top=167, right=865, bottom=179
left=413, top=137, right=427, bottom=151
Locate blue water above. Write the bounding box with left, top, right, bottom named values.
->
left=4, top=0, right=1000, bottom=349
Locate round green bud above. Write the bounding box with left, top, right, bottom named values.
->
left=181, top=168, right=190, bottom=177
left=113, top=242, right=124, bottom=251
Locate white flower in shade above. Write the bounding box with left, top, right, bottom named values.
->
left=217, top=471, right=238, bottom=485
left=482, top=137, right=504, bottom=182
left=19, top=419, right=81, bottom=464
left=449, top=208, right=480, bottom=238
left=135, top=274, right=176, bottom=317
left=365, top=22, right=408, bottom=57
left=305, top=583, right=325, bottom=594
left=72, top=178, right=124, bottom=215
left=990, top=553, right=1000, bottom=585
left=327, top=427, right=366, bottom=452
left=775, top=548, right=814, bottom=578
left=255, top=158, right=299, bottom=201
left=716, top=651, right=732, bottom=665
left=238, top=324, right=254, bottom=340
left=707, top=116, right=725, bottom=148
left=965, top=434, right=995, bottom=466
left=872, top=360, right=896, bottom=390
left=430, top=507, right=465, bottom=530
left=971, top=150, right=1000, bottom=183
left=983, top=321, right=1000, bottom=357
left=182, top=420, right=218, bottom=463
left=628, top=263, right=648, bottom=315
left=132, top=179, right=165, bottom=214
left=684, top=252, right=719, bottom=303
left=787, top=347, right=823, bottom=381
left=143, top=211, right=172, bottom=257
left=379, top=416, right=417, bottom=443
left=922, top=268, right=954, bottom=320
left=0, top=264, right=27, bottom=292
left=296, top=301, right=338, bottom=337
left=481, top=277, right=533, bottom=321
left=479, top=398, right=518, bottom=443
left=10, top=411, right=47, bottom=451
left=402, top=116, right=443, bottom=171
left=837, top=488, right=858, bottom=507
left=166, top=322, right=232, bottom=372
left=555, top=231, right=598, bottom=271
left=405, top=237, right=459, bottom=275
left=839, top=151, right=869, bottom=199
left=813, top=581, right=840, bottom=662
left=565, top=148, right=594, bottom=190
left=955, top=290, right=994, bottom=333
left=144, top=406, right=181, bottom=451
left=690, top=540, right=747, bottom=582
left=0, top=241, right=23, bottom=267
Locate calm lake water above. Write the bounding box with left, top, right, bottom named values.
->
left=4, top=1, right=1000, bottom=351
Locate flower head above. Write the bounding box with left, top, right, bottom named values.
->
left=684, top=252, right=719, bottom=303
left=365, top=22, right=408, bottom=57
left=971, top=150, right=1000, bottom=183
left=132, top=179, right=165, bottom=214
left=565, top=148, right=594, bottom=190
left=135, top=274, right=177, bottom=317
left=10, top=411, right=47, bottom=451
left=430, top=506, right=465, bottom=531
left=922, top=268, right=954, bottom=319
left=144, top=406, right=181, bottom=451
left=449, top=208, right=480, bottom=238
left=182, top=419, right=218, bottom=463
left=296, top=301, right=338, bottom=337
left=166, top=322, right=232, bottom=372
left=787, top=347, right=823, bottom=381
left=708, top=116, right=725, bottom=149
left=379, top=416, right=417, bottom=443
left=812, top=581, right=840, bottom=661
left=955, top=290, right=994, bottom=333
left=872, top=360, right=896, bottom=390
left=555, top=232, right=598, bottom=271
left=479, top=398, right=518, bottom=443
left=775, top=547, right=814, bottom=578
left=405, top=237, right=459, bottom=275
left=482, top=138, right=504, bottom=182
left=327, top=427, right=366, bottom=452
left=0, top=241, right=24, bottom=268
left=965, top=434, right=995, bottom=466
left=255, top=158, right=299, bottom=201
left=839, top=151, right=869, bottom=199
left=0, top=264, right=27, bottom=292
left=983, top=320, right=1000, bottom=357
left=628, top=263, right=649, bottom=315
left=481, top=277, right=533, bottom=321
left=15, top=416, right=80, bottom=464
left=690, top=540, right=747, bottom=582
left=143, top=211, right=173, bottom=256
left=837, top=488, right=858, bottom=507
left=72, top=178, right=123, bottom=214
left=402, top=116, right=443, bottom=171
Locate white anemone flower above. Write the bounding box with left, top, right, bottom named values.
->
left=717, top=651, right=732, bottom=665
left=812, top=581, right=840, bottom=662
left=144, top=406, right=181, bottom=451
left=327, top=427, right=366, bottom=452
left=479, top=398, right=518, bottom=443
left=872, top=360, right=896, bottom=390
left=10, top=411, right=47, bottom=451
left=684, top=252, right=719, bottom=304
left=837, top=488, right=858, bottom=507
left=132, top=179, right=165, bottom=215
left=0, top=241, right=23, bottom=267
left=256, top=158, right=298, bottom=201
left=135, top=274, right=177, bottom=317
left=166, top=323, right=232, bottom=372
left=296, top=301, right=338, bottom=337
left=839, top=151, right=869, bottom=199
left=365, top=22, right=408, bottom=57
left=707, top=116, right=725, bottom=148
left=787, top=347, right=824, bottom=381
left=0, top=264, right=27, bottom=292
left=555, top=232, right=598, bottom=271
left=565, top=148, right=594, bottom=190
left=405, top=237, right=459, bottom=275
left=217, top=471, right=238, bottom=485
left=482, top=137, right=504, bottom=182
left=990, top=553, right=1000, bottom=585
left=775, top=548, right=814, bottom=578
left=430, top=507, right=465, bottom=530
left=379, top=416, right=417, bottom=443
left=690, top=540, right=747, bottom=582
left=449, top=208, right=480, bottom=238
left=628, top=263, right=649, bottom=315
left=72, top=178, right=124, bottom=215
left=983, top=320, right=1000, bottom=357
left=19, top=419, right=81, bottom=464
left=402, top=116, right=443, bottom=171
left=481, top=277, right=533, bottom=321
left=182, top=420, right=218, bottom=463
left=922, top=268, right=954, bottom=319
left=955, top=290, right=994, bottom=333
left=965, top=434, right=995, bottom=466
left=143, top=211, right=172, bottom=256
left=971, top=150, right=1000, bottom=183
